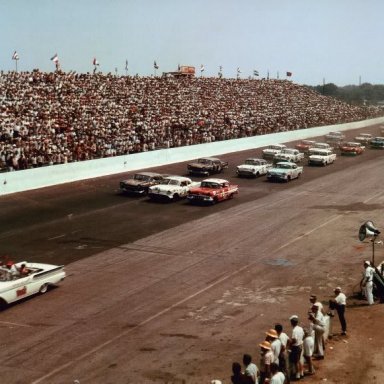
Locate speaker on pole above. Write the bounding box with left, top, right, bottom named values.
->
left=358, top=220, right=380, bottom=241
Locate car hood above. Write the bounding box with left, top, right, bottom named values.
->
left=268, top=168, right=289, bottom=174
left=122, top=179, right=147, bottom=186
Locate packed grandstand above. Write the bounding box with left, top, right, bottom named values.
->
left=1, top=70, right=383, bottom=172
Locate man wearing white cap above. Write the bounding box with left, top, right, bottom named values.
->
left=362, top=260, right=375, bottom=305
left=329, top=287, right=347, bottom=335
left=289, top=315, right=304, bottom=381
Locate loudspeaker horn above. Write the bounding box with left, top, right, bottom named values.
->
left=359, top=220, right=381, bottom=241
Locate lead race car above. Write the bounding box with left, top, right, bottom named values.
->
left=187, top=178, right=238, bottom=204
left=0, top=261, right=66, bottom=308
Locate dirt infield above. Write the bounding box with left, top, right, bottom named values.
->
left=0, top=125, right=383, bottom=383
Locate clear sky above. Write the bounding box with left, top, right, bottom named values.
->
left=1, top=0, right=383, bottom=86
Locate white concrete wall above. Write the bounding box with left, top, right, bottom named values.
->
left=1, top=116, right=384, bottom=196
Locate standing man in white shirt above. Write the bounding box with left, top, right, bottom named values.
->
left=329, top=287, right=347, bottom=335
left=362, top=260, right=375, bottom=305
left=288, top=315, right=304, bottom=381
left=309, top=304, right=326, bottom=359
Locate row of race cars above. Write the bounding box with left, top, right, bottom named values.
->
left=119, top=128, right=384, bottom=205
left=2, top=128, right=383, bottom=308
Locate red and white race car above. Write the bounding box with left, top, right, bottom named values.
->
left=187, top=178, right=238, bottom=204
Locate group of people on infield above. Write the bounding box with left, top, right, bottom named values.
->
left=1, top=70, right=383, bottom=172
left=223, top=259, right=379, bottom=384
left=225, top=289, right=345, bottom=384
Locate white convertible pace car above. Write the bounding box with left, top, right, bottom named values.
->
left=0, top=261, right=66, bottom=308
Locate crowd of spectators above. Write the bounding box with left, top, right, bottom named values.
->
left=1, top=70, right=383, bottom=172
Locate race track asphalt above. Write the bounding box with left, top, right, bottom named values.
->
left=0, top=124, right=383, bottom=383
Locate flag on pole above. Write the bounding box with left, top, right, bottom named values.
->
left=253, top=70, right=259, bottom=76
left=50, top=53, right=59, bottom=63
left=286, top=71, right=292, bottom=77
left=12, top=51, right=19, bottom=60
left=93, top=58, right=100, bottom=66
left=200, top=64, right=205, bottom=72
left=154, top=60, right=159, bottom=69
left=218, top=65, right=223, bottom=78
left=237, top=67, right=241, bottom=74
left=125, top=60, right=128, bottom=70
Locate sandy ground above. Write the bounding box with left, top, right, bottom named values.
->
left=0, top=124, right=383, bottom=384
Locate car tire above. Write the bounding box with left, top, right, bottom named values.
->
left=39, top=283, right=49, bottom=294
left=0, top=299, right=7, bottom=311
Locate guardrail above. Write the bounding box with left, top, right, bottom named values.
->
left=1, top=116, right=384, bottom=196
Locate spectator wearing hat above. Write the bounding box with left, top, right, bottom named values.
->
left=266, top=329, right=281, bottom=365
left=259, top=340, right=273, bottom=384
left=362, top=260, right=375, bottom=305
left=288, top=315, right=304, bottom=381
left=302, top=327, right=315, bottom=375
left=329, top=287, right=347, bottom=335
left=268, top=363, right=285, bottom=384
left=242, top=354, right=259, bottom=384
left=308, top=304, right=326, bottom=359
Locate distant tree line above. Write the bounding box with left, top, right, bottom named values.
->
left=307, top=83, right=384, bottom=106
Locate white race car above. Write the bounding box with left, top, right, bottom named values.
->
left=0, top=261, right=66, bottom=308
left=267, top=161, right=303, bottom=182
left=236, top=158, right=272, bottom=177
left=262, top=144, right=286, bottom=159
left=148, top=176, right=200, bottom=201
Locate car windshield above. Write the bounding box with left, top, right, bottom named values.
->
left=201, top=182, right=220, bottom=188
left=311, top=151, right=326, bottom=156
left=134, top=174, right=151, bottom=181
left=198, top=158, right=211, bottom=164
left=245, top=159, right=260, bottom=165
left=344, top=143, right=358, bottom=147
left=277, top=163, right=293, bottom=169
left=282, top=149, right=294, bottom=154
left=268, top=145, right=281, bottom=150
left=162, top=179, right=180, bottom=186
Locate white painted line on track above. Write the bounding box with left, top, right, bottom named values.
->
left=0, top=320, right=34, bottom=328
left=273, top=214, right=342, bottom=252
left=47, top=234, right=66, bottom=241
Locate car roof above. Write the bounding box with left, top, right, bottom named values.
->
left=133, top=172, right=162, bottom=177
left=202, top=178, right=229, bottom=183
left=244, top=157, right=265, bottom=161
left=275, top=161, right=295, bottom=166
left=163, top=175, right=192, bottom=182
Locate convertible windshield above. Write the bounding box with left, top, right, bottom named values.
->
left=134, top=174, right=151, bottom=181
